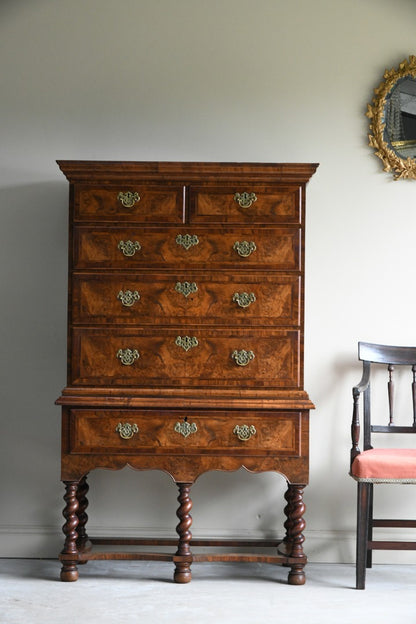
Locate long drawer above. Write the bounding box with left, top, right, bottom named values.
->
left=73, top=226, right=301, bottom=270
left=71, top=272, right=300, bottom=326
left=70, top=328, right=301, bottom=388
left=68, top=409, right=301, bottom=456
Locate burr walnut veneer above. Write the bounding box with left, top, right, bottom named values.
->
left=56, top=160, right=318, bottom=584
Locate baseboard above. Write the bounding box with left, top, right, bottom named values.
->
left=0, top=525, right=62, bottom=559
left=2, top=525, right=416, bottom=564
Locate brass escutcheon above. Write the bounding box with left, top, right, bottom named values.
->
left=117, top=191, right=140, bottom=208
left=176, top=233, right=199, bottom=250
left=234, top=192, right=257, bottom=208
left=233, top=240, right=257, bottom=258
left=118, top=240, right=141, bottom=257
left=231, top=349, right=255, bottom=366
left=175, top=336, right=199, bottom=351
left=117, top=290, right=140, bottom=307
left=116, top=422, right=139, bottom=440
left=116, top=348, right=140, bottom=366
left=174, top=421, right=198, bottom=438
left=233, top=292, right=256, bottom=308
left=233, top=424, right=257, bottom=441
left=175, top=281, right=198, bottom=298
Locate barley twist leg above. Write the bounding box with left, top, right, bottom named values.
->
left=76, top=475, right=90, bottom=560
left=285, top=484, right=307, bottom=585
left=60, top=481, right=79, bottom=582
left=173, top=482, right=193, bottom=583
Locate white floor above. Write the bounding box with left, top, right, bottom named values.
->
left=1, top=559, right=415, bottom=624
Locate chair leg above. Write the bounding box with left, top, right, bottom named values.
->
left=356, top=482, right=370, bottom=589
left=366, top=483, right=373, bottom=569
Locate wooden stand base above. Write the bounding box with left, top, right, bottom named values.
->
left=59, top=479, right=308, bottom=585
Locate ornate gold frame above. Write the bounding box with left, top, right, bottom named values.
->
left=367, top=55, right=416, bottom=180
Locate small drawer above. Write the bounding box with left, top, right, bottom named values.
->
left=74, top=184, right=184, bottom=223
left=70, top=328, right=301, bottom=389
left=71, top=271, right=300, bottom=327
left=190, top=185, right=301, bottom=224
left=69, top=409, right=301, bottom=457
left=73, top=226, right=301, bottom=270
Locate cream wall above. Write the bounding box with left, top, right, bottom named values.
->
left=1, top=0, right=416, bottom=564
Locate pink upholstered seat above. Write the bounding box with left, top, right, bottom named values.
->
left=351, top=448, right=416, bottom=482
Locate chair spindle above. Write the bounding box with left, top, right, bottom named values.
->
left=388, top=364, right=394, bottom=425
left=351, top=387, right=361, bottom=465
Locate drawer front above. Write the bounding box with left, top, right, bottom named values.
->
left=71, top=328, right=300, bottom=388
left=74, top=185, right=184, bottom=223
left=190, top=185, right=300, bottom=224
left=73, top=226, right=301, bottom=270
left=71, top=272, right=300, bottom=326
left=69, top=409, right=301, bottom=456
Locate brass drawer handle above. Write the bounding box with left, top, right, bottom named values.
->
left=231, top=349, right=255, bottom=366
left=233, top=292, right=256, bottom=308
left=117, top=348, right=140, bottom=366
left=233, top=240, right=256, bottom=258
left=174, top=421, right=198, bottom=438
left=176, top=233, right=199, bottom=250
left=175, top=336, right=199, bottom=351
left=117, top=191, right=140, bottom=208
left=116, top=422, right=139, bottom=439
left=234, top=192, right=257, bottom=208
left=233, top=424, right=257, bottom=441
left=118, top=240, right=141, bottom=257
left=117, top=290, right=140, bottom=307
left=175, top=281, right=198, bottom=298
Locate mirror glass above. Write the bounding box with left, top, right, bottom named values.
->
left=367, top=56, right=416, bottom=179
left=385, top=77, right=416, bottom=159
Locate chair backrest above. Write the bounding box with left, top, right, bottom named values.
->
left=357, top=342, right=416, bottom=452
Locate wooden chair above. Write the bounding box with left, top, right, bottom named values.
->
left=350, top=341, right=416, bottom=589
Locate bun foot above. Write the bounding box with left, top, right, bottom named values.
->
left=288, top=567, right=306, bottom=585
left=60, top=565, right=79, bottom=582
left=174, top=564, right=192, bottom=583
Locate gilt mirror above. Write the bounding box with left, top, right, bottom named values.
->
left=367, top=55, right=416, bottom=179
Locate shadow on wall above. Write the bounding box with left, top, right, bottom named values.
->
left=307, top=353, right=361, bottom=562
left=0, top=180, right=68, bottom=400
left=84, top=463, right=288, bottom=542
left=0, top=181, right=68, bottom=538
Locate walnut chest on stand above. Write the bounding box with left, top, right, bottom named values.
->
left=56, top=160, right=318, bottom=585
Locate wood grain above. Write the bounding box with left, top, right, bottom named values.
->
left=57, top=161, right=318, bottom=584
